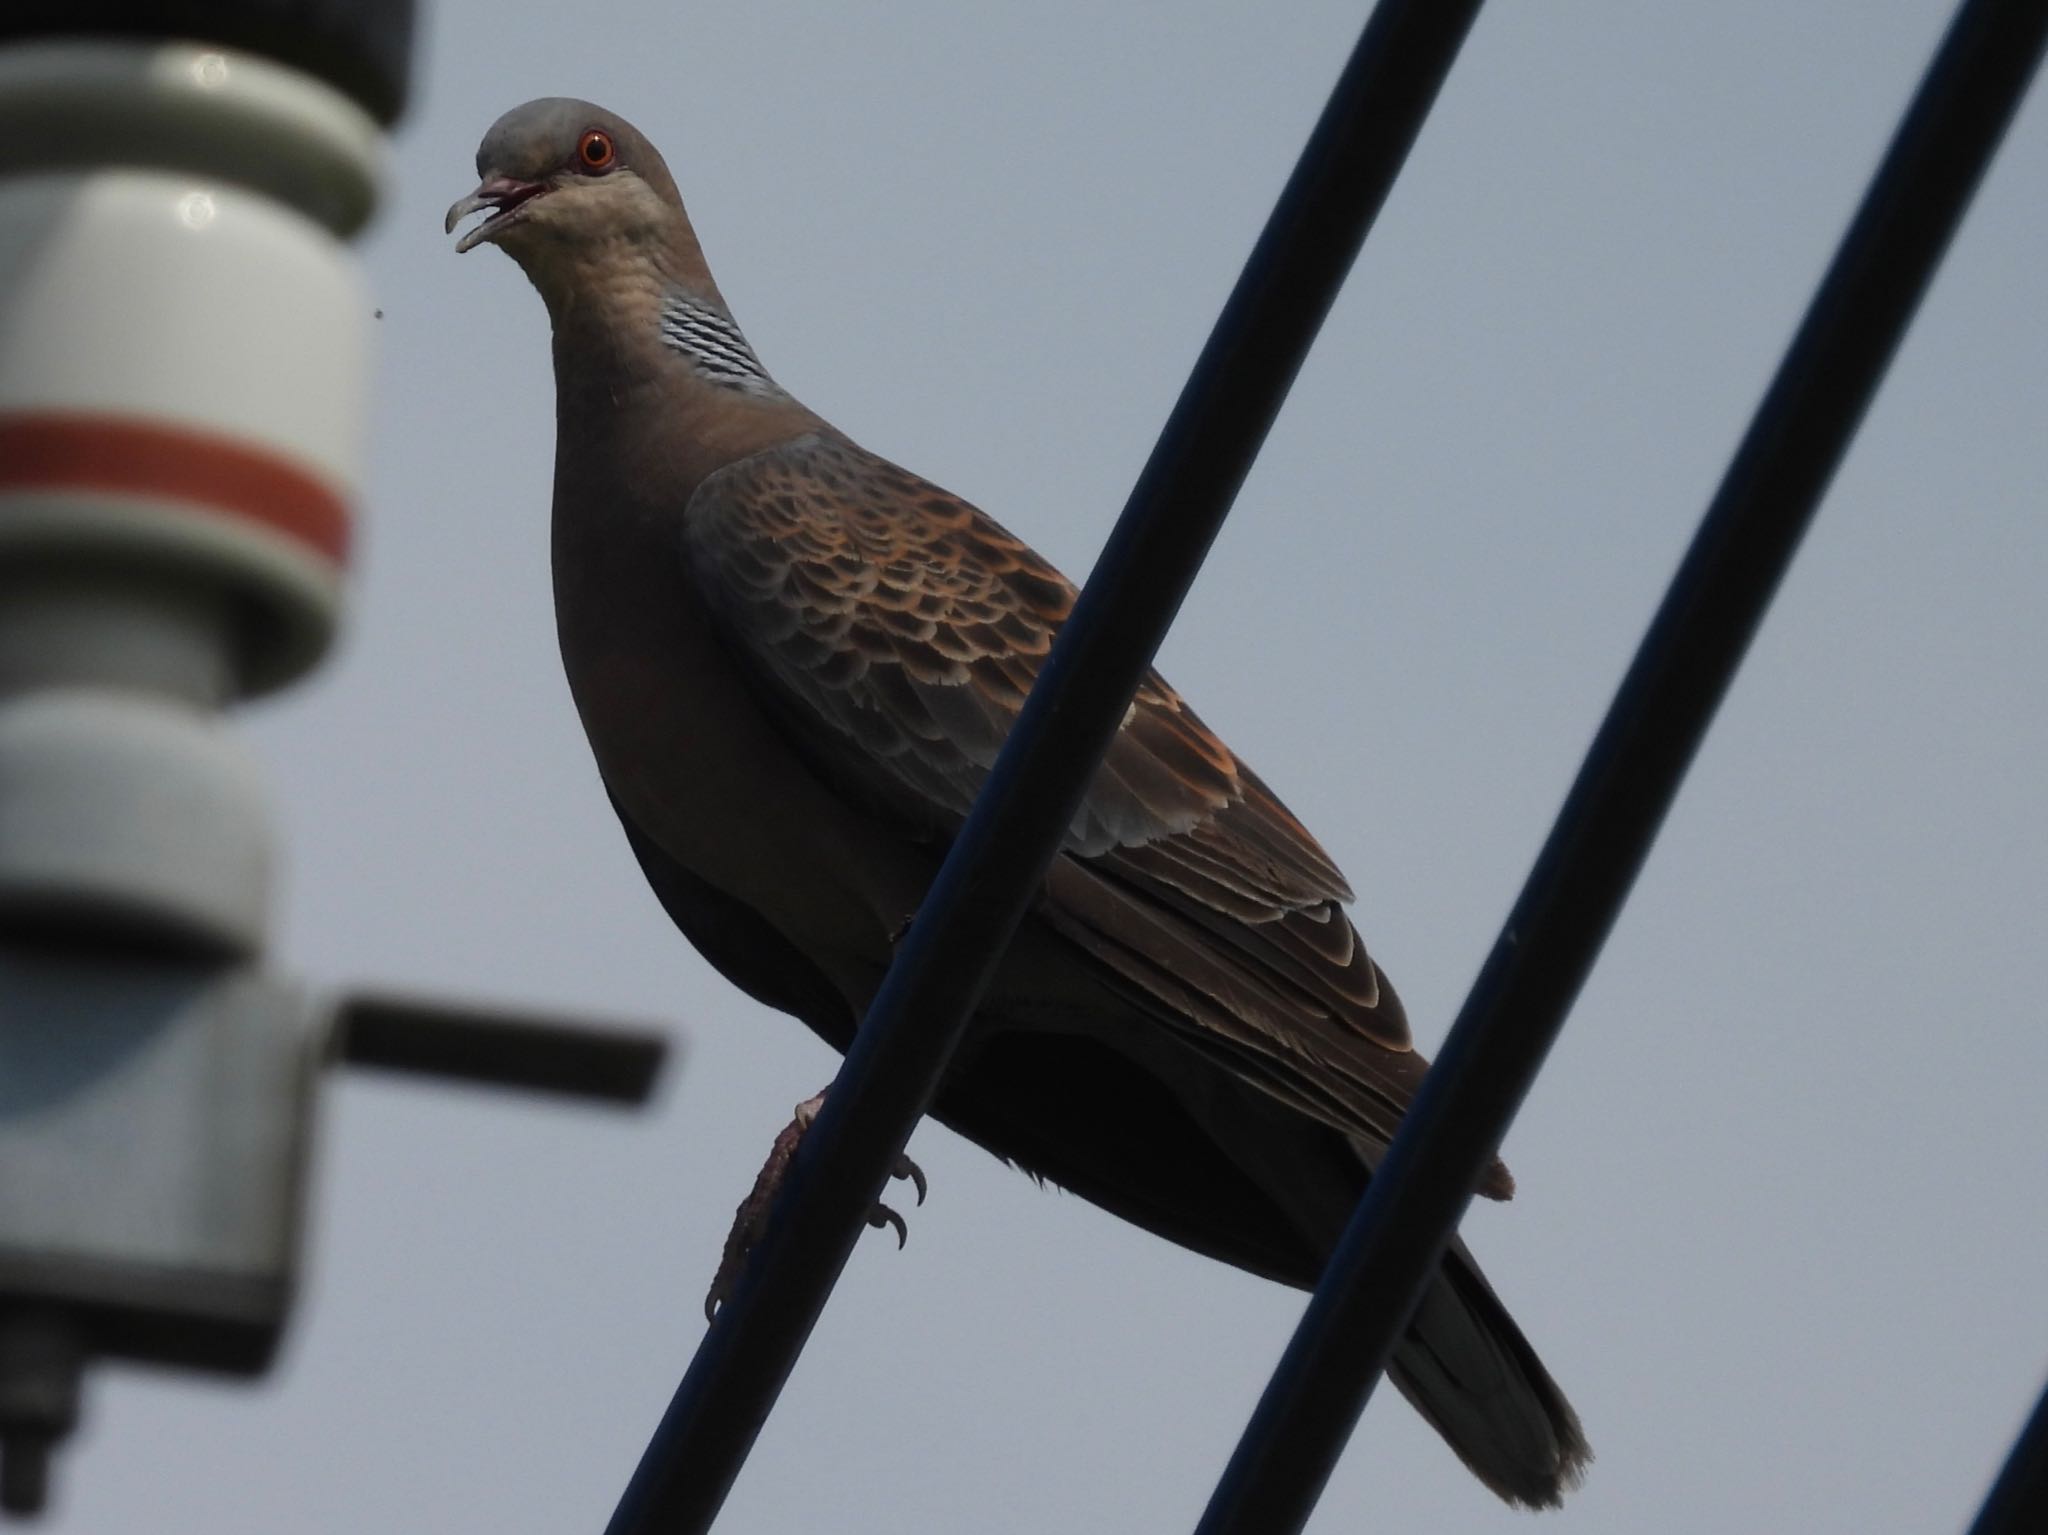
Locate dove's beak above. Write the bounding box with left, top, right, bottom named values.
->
left=445, top=177, right=547, bottom=253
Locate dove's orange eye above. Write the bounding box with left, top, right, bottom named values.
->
left=577, top=129, right=617, bottom=172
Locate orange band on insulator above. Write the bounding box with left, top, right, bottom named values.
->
left=0, top=413, right=350, bottom=567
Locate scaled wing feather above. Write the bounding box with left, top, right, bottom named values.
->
left=681, top=429, right=1508, bottom=1189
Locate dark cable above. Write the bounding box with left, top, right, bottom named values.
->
left=1195, top=2, right=2048, bottom=1529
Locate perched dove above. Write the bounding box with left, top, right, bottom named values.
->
left=449, top=98, right=1589, bottom=1507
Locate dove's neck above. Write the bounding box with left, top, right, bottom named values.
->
left=546, top=249, right=823, bottom=504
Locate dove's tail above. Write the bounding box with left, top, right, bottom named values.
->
left=1386, top=1236, right=1592, bottom=1509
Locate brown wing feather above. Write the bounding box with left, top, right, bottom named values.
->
left=682, top=429, right=1510, bottom=1195
left=685, top=431, right=1245, bottom=854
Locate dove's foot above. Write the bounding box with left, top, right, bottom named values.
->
left=704, top=1088, right=928, bottom=1321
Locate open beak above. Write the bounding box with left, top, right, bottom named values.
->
left=445, top=176, right=547, bottom=253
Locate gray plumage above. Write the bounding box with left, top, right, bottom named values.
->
left=449, top=96, right=1589, bottom=1507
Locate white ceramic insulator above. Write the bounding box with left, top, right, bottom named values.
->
left=0, top=690, right=273, bottom=956
left=0, top=171, right=364, bottom=692
left=0, top=40, right=384, bottom=949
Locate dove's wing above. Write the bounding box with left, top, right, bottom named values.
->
left=681, top=431, right=1504, bottom=1186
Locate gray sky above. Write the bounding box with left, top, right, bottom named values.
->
left=46, top=2, right=2048, bottom=1530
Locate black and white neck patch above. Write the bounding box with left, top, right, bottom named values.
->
left=657, top=292, right=782, bottom=396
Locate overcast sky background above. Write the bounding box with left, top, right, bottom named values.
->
left=42, top=2, right=2048, bottom=1530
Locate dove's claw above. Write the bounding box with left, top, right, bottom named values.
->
left=869, top=1202, right=908, bottom=1248
left=895, top=1153, right=928, bottom=1206
left=703, top=1087, right=928, bottom=1321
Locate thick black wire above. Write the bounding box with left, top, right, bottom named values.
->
left=1968, top=1376, right=2048, bottom=1535
left=604, top=2, right=1490, bottom=1530
left=1195, top=2, right=2048, bottom=1530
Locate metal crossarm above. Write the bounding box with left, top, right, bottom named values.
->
left=604, top=1, right=1489, bottom=1529
left=1194, top=1, right=2048, bottom=1531
left=335, top=993, right=667, bottom=1104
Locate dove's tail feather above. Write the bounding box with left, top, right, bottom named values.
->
left=1387, top=1239, right=1592, bottom=1509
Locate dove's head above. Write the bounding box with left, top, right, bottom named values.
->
left=447, top=99, right=695, bottom=295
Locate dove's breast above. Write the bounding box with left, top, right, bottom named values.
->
left=547, top=459, right=925, bottom=999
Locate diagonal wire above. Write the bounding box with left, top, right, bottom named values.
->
left=604, top=2, right=1490, bottom=1530
left=1195, top=1, right=2048, bottom=1530
left=1968, top=1374, right=2048, bottom=1535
